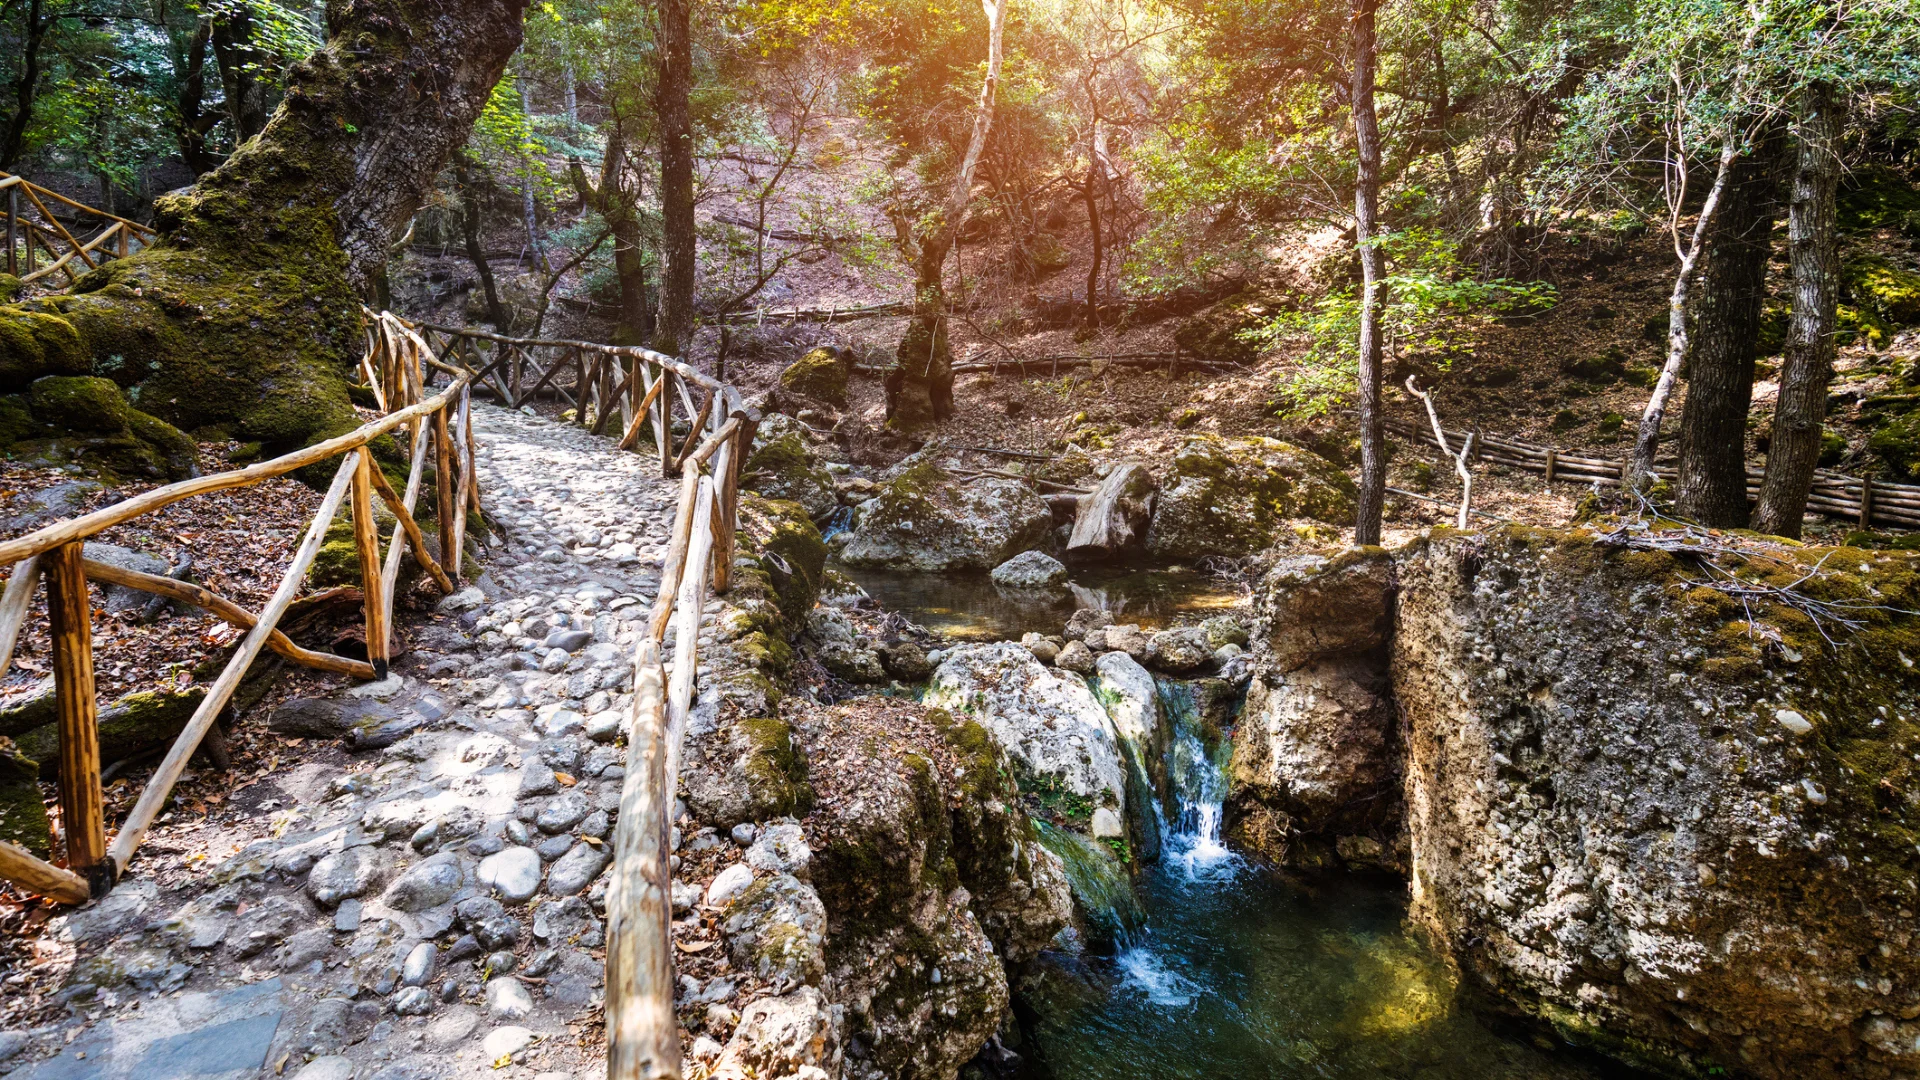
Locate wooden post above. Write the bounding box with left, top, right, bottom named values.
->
left=0, top=554, right=41, bottom=677
left=1861, top=479, right=1875, bottom=529
left=6, top=186, right=16, bottom=276
left=0, top=839, right=89, bottom=905
left=351, top=452, right=390, bottom=679
left=463, top=386, right=481, bottom=518
left=659, top=372, right=678, bottom=477
left=44, top=543, right=105, bottom=891
left=605, top=639, right=681, bottom=1080
left=22, top=216, right=33, bottom=276
left=451, top=392, right=474, bottom=578
left=1543, top=448, right=1558, bottom=485
left=435, top=406, right=457, bottom=577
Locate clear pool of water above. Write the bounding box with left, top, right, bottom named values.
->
left=832, top=564, right=1245, bottom=641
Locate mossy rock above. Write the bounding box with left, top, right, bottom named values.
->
left=1551, top=408, right=1581, bottom=432
left=16, top=375, right=198, bottom=479
left=306, top=504, right=407, bottom=588
left=0, top=393, right=32, bottom=446
left=0, top=309, right=88, bottom=389
left=1846, top=256, right=1920, bottom=330
left=742, top=431, right=838, bottom=521
left=738, top=494, right=827, bottom=623
left=1869, top=411, right=1920, bottom=479
left=14, top=688, right=207, bottom=765
left=777, top=348, right=850, bottom=406
left=1597, top=412, right=1625, bottom=435
left=838, top=461, right=1053, bottom=572
left=740, top=716, right=815, bottom=819
left=1171, top=291, right=1285, bottom=365
left=1560, top=348, right=1627, bottom=383
left=0, top=744, right=49, bottom=858
left=1145, top=434, right=1356, bottom=559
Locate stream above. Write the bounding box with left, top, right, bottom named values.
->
left=1017, top=677, right=1638, bottom=1080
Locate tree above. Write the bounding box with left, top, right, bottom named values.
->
left=1674, top=138, right=1784, bottom=525
left=1351, top=0, right=1387, bottom=546
left=653, top=0, right=694, bottom=357
left=0, top=0, right=527, bottom=454
left=885, top=0, right=1007, bottom=429
left=1753, top=84, right=1842, bottom=537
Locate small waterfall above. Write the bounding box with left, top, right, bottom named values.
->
left=1034, top=819, right=1142, bottom=940
left=820, top=505, right=854, bottom=540
left=1154, top=678, right=1239, bottom=880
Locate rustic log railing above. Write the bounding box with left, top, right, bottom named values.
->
left=1390, top=418, right=1920, bottom=530
left=0, top=171, right=156, bottom=288
left=0, top=315, right=470, bottom=902
left=407, top=317, right=755, bottom=1080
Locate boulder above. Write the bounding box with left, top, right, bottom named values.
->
left=1065, top=462, right=1155, bottom=561
left=80, top=542, right=171, bottom=613
left=1145, top=434, right=1354, bottom=558
left=682, top=716, right=814, bottom=830
left=710, top=987, right=842, bottom=1080
left=738, top=495, right=828, bottom=622
left=776, top=347, right=852, bottom=406
left=722, top=872, right=828, bottom=991
left=1145, top=627, right=1211, bottom=673
left=989, top=550, right=1068, bottom=589
left=1227, top=662, right=1394, bottom=864
left=839, top=462, right=1051, bottom=572
left=923, top=642, right=1127, bottom=820
left=0, top=745, right=48, bottom=857
left=17, top=376, right=198, bottom=480
left=1252, top=548, right=1394, bottom=670
left=1392, top=527, right=1920, bottom=1078
left=742, top=432, right=839, bottom=522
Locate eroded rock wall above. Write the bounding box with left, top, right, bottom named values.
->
left=1394, top=528, right=1920, bottom=1078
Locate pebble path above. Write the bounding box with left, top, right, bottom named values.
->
left=5, top=403, right=713, bottom=1080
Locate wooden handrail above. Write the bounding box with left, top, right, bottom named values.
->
left=412, top=320, right=730, bottom=394
left=0, top=373, right=471, bottom=566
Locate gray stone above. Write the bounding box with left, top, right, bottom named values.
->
left=291, top=1056, right=355, bottom=1080
left=878, top=640, right=933, bottom=681
left=578, top=810, right=611, bottom=839
left=545, top=842, right=610, bottom=897
left=18, top=975, right=285, bottom=1080
left=1055, top=639, right=1095, bottom=674
left=518, top=762, right=560, bottom=797
left=481, top=1024, right=535, bottom=1059
left=990, top=550, right=1069, bottom=589
left=1145, top=626, right=1212, bottom=673
left=744, top=820, right=810, bottom=878
left=537, top=832, right=576, bottom=860
left=585, top=710, right=623, bottom=742
left=477, top=846, right=543, bottom=901
left=536, top=792, right=591, bottom=834
left=81, top=542, right=169, bottom=613
left=401, top=941, right=437, bottom=987
left=424, top=1007, right=481, bottom=1049
left=486, top=977, right=534, bottom=1020
left=543, top=629, right=593, bottom=652
left=382, top=853, right=465, bottom=912
left=333, top=899, right=363, bottom=933
left=307, top=847, right=385, bottom=908
left=391, top=986, right=434, bottom=1016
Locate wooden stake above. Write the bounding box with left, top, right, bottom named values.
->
left=44, top=543, right=105, bottom=890
left=605, top=639, right=681, bottom=1080
left=0, top=554, right=41, bottom=677
left=451, top=393, right=473, bottom=578
left=0, top=839, right=89, bottom=905
left=369, top=426, right=454, bottom=595
left=6, top=186, right=16, bottom=276
left=435, top=407, right=457, bottom=579
left=109, top=453, right=358, bottom=872
left=1543, top=448, right=1558, bottom=485
left=619, top=371, right=668, bottom=452
left=1861, top=479, right=1875, bottom=529
left=352, top=451, right=390, bottom=679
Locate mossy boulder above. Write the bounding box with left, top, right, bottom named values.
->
left=777, top=347, right=851, bottom=406
left=742, top=431, right=838, bottom=521
left=11, top=375, right=199, bottom=479
left=740, top=716, right=815, bottom=819
left=738, top=494, right=827, bottom=623
left=14, top=688, right=208, bottom=765
left=839, top=461, right=1052, bottom=572
left=1869, top=411, right=1920, bottom=479
left=0, top=309, right=88, bottom=388
left=1171, top=290, right=1283, bottom=365
left=0, top=394, right=33, bottom=446
left=1845, top=256, right=1920, bottom=343
left=1145, top=434, right=1355, bottom=558
left=0, top=743, right=48, bottom=858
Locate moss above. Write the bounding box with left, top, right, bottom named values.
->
left=0, top=744, right=48, bottom=858
left=742, top=432, right=837, bottom=520
left=14, top=688, right=207, bottom=765
left=0, top=309, right=88, bottom=389
left=777, top=347, right=850, bottom=406
left=0, top=394, right=31, bottom=446
left=738, top=494, right=827, bottom=621
left=18, top=375, right=198, bottom=479
left=740, top=715, right=815, bottom=819
left=1147, top=433, right=1356, bottom=558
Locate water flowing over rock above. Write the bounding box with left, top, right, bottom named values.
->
left=924, top=642, right=1128, bottom=818
left=1145, top=435, right=1355, bottom=559
left=839, top=461, right=1051, bottom=571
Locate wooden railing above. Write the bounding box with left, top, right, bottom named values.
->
left=0, top=171, right=155, bottom=288
left=396, top=318, right=755, bottom=1080
left=0, top=315, right=471, bottom=903
left=1391, top=418, right=1920, bottom=529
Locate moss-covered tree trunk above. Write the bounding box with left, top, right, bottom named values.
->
left=0, top=0, right=526, bottom=454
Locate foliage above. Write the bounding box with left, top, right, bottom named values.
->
left=1247, top=229, right=1557, bottom=418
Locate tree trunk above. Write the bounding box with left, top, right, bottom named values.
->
left=210, top=8, right=270, bottom=145
left=174, top=19, right=224, bottom=175
left=456, top=157, right=511, bottom=333
left=0, top=0, right=49, bottom=170
left=653, top=0, right=695, bottom=357
left=0, top=0, right=527, bottom=456
left=1351, top=0, right=1387, bottom=547
left=1754, top=86, right=1843, bottom=538
left=1674, top=143, right=1783, bottom=526
left=1627, top=133, right=1746, bottom=491
left=1083, top=151, right=1103, bottom=331
left=889, top=0, right=1007, bottom=430
left=569, top=127, right=651, bottom=345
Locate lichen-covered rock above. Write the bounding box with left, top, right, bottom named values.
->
left=0, top=744, right=49, bottom=857
left=818, top=642, right=885, bottom=683
left=777, top=347, right=851, bottom=406
left=1145, top=435, right=1355, bottom=558
left=1228, top=663, right=1394, bottom=865
left=711, top=986, right=843, bottom=1080
left=1145, top=627, right=1211, bottom=673
left=723, top=872, right=829, bottom=992
left=739, top=495, right=828, bottom=623
left=839, top=462, right=1050, bottom=572
left=14, top=687, right=208, bottom=766
left=989, top=549, right=1068, bottom=589
left=1251, top=548, right=1394, bottom=670
left=684, top=715, right=815, bottom=830
left=1393, top=526, right=1920, bottom=1079
left=923, top=642, right=1127, bottom=821
left=743, top=432, right=839, bottom=522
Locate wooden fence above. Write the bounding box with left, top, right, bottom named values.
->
left=0, top=171, right=155, bottom=288
left=396, top=316, right=754, bottom=1080
left=1390, top=418, right=1920, bottom=529
left=0, top=316, right=471, bottom=903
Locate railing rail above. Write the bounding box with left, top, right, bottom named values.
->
left=0, top=171, right=156, bottom=287
left=410, top=318, right=756, bottom=1080
left=0, top=316, right=469, bottom=901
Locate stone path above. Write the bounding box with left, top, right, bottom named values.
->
left=4, top=404, right=709, bottom=1080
